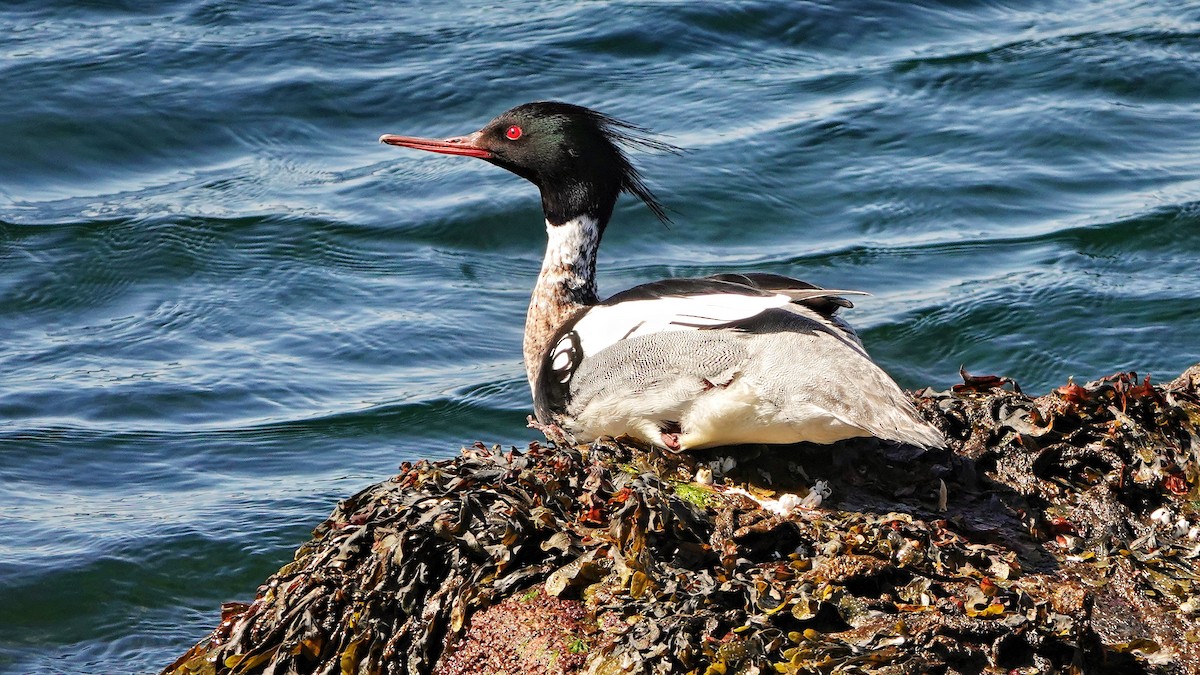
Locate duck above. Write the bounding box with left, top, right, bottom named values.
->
left=380, top=101, right=944, bottom=451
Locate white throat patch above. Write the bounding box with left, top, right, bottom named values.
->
left=541, top=215, right=600, bottom=288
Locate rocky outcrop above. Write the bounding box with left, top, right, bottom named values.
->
left=163, top=365, right=1200, bottom=674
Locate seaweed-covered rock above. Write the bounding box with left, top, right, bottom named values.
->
left=163, top=366, right=1200, bottom=675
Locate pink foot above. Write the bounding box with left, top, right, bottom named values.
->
left=661, top=432, right=681, bottom=451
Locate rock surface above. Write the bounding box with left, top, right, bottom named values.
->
left=163, top=365, right=1200, bottom=675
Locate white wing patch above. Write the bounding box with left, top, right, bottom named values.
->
left=568, top=292, right=794, bottom=359
left=550, top=346, right=573, bottom=376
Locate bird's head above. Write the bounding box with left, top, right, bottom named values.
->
left=381, top=101, right=674, bottom=227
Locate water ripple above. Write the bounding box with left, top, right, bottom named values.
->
left=3, top=1, right=1200, bottom=672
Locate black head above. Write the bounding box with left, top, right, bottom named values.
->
left=381, top=101, right=675, bottom=227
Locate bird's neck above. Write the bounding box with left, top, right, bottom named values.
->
left=524, top=213, right=603, bottom=387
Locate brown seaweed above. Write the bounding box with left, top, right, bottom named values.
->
left=163, top=364, right=1200, bottom=675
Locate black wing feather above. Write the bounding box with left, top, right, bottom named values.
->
left=601, top=273, right=853, bottom=320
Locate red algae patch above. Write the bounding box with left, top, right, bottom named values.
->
left=435, top=589, right=606, bottom=675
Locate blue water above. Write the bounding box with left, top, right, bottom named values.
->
left=2, top=1, right=1198, bottom=672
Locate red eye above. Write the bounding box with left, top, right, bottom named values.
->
left=505, top=125, right=522, bottom=140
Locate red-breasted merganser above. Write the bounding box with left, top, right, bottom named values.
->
left=380, top=101, right=944, bottom=451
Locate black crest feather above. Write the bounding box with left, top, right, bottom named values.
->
left=508, top=101, right=680, bottom=225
